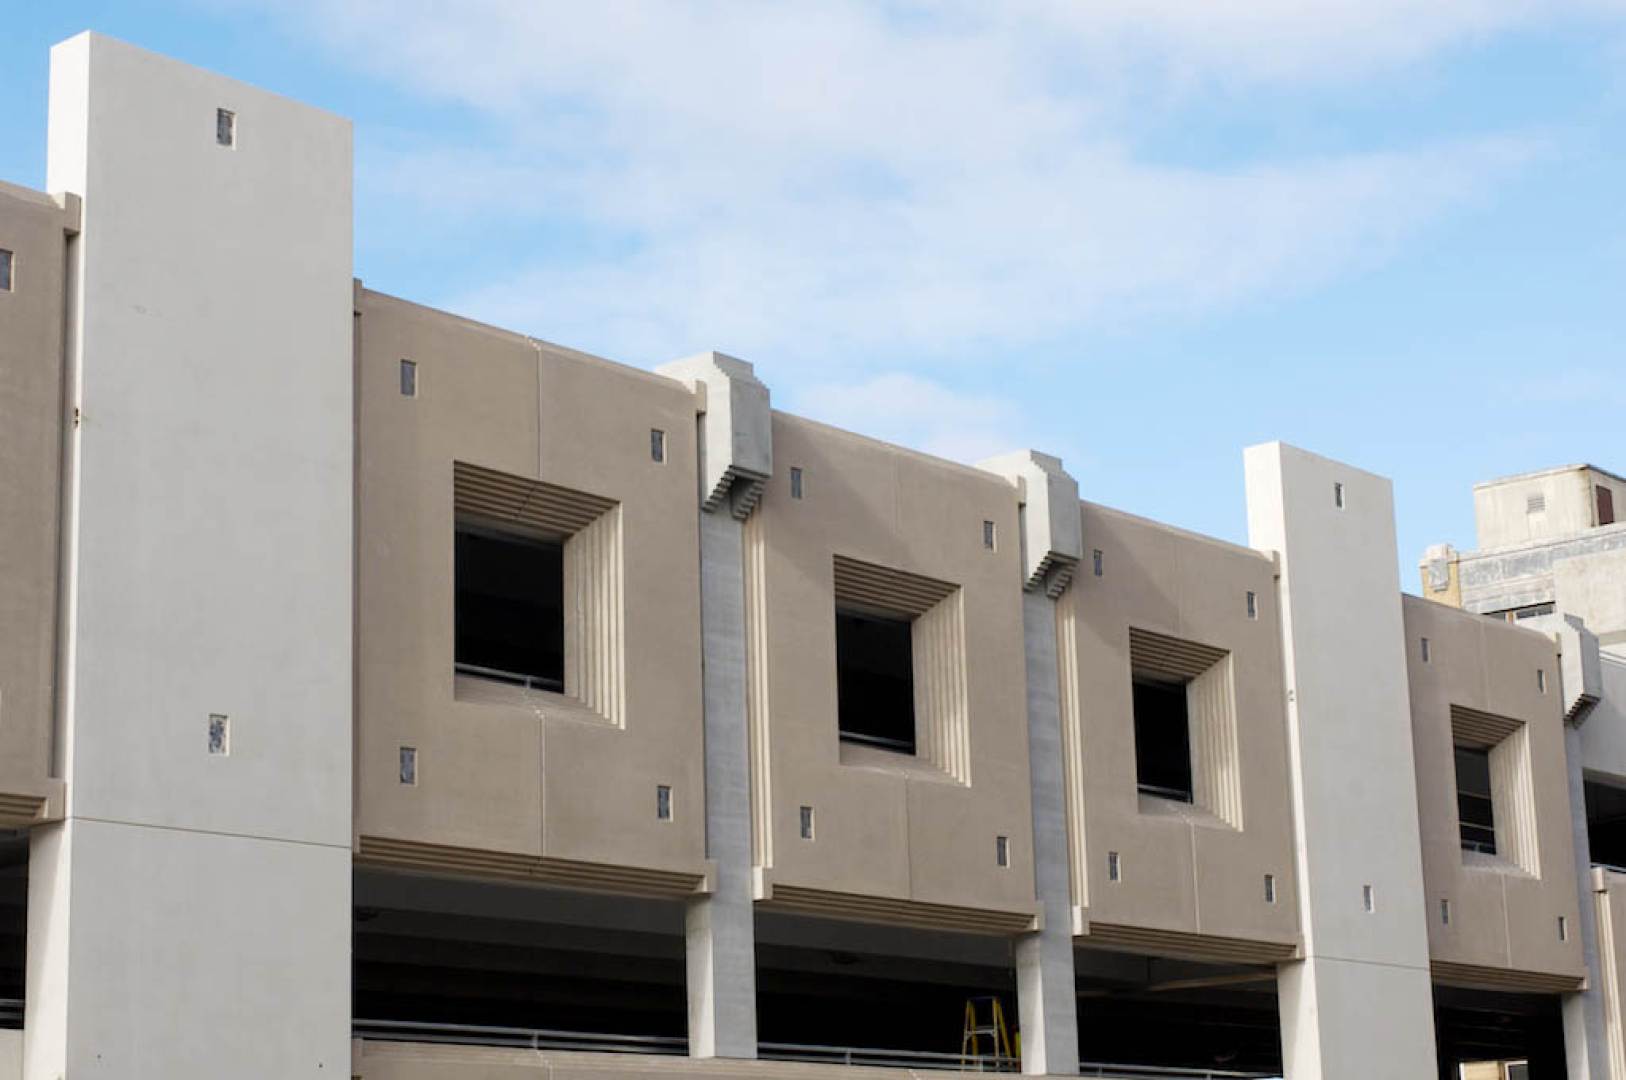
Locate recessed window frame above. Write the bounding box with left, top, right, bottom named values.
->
left=216, top=107, right=236, bottom=148
left=789, top=466, right=804, bottom=499
left=0, top=248, right=13, bottom=292
left=650, top=428, right=666, bottom=463
left=399, top=359, right=417, bottom=397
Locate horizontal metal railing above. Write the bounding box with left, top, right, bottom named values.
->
left=354, top=1018, right=686, bottom=1055
left=453, top=662, right=564, bottom=693
left=355, top=1019, right=1277, bottom=1078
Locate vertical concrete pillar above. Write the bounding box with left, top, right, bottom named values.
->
left=30, top=33, right=353, bottom=1079
left=657, top=352, right=772, bottom=1059
left=1244, top=443, right=1437, bottom=1080
left=981, top=451, right=1082, bottom=1076
left=1529, top=613, right=1610, bottom=1078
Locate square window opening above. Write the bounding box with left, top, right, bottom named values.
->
left=216, top=108, right=236, bottom=147
left=0, top=248, right=12, bottom=292
left=836, top=608, right=916, bottom=755
left=1455, top=744, right=1497, bottom=856
left=1133, top=676, right=1193, bottom=803
left=1527, top=492, right=1547, bottom=515
left=790, top=466, right=804, bottom=499
left=399, top=359, right=417, bottom=397
left=455, top=523, right=565, bottom=692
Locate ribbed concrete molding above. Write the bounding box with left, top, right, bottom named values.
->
left=756, top=881, right=1039, bottom=935
left=977, top=450, right=1082, bottom=598
left=0, top=792, right=51, bottom=828
left=743, top=512, right=774, bottom=869
left=356, top=836, right=709, bottom=899
left=654, top=351, right=772, bottom=520
left=454, top=461, right=626, bottom=727
left=832, top=556, right=970, bottom=784
left=1081, top=923, right=1298, bottom=965
left=1430, top=959, right=1583, bottom=994
left=1129, top=628, right=1243, bottom=830
left=1450, top=704, right=1541, bottom=876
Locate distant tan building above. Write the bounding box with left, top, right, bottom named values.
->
left=3, top=29, right=1625, bottom=1080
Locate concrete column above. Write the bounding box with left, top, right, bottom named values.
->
left=30, top=34, right=354, bottom=1079
left=1561, top=722, right=1610, bottom=1079
left=1014, top=588, right=1081, bottom=1076
left=1244, top=443, right=1437, bottom=1080
left=980, top=451, right=1082, bottom=1077
left=656, top=352, right=772, bottom=1060
left=686, top=507, right=760, bottom=1058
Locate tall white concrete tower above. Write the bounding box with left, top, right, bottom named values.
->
left=1245, top=443, right=1437, bottom=1079
left=29, top=33, right=353, bottom=1078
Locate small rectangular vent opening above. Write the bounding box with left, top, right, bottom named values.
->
left=1362, top=884, right=1375, bottom=913
left=208, top=714, right=229, bottom=756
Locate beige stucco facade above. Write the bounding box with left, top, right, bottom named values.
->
left=745, top=413, right=1037, bottom=930
left=353, top=288, right=710, bottom=896
left=1403, top=595, right=1587, bottom=991
left=1060, top=504, right=1300, bottom=960
left=0, top=182, right=72, bottom=829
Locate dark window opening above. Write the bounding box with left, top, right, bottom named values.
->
left=1133, top=677, right=1192, bottom=802
left=1456, top=746, right=1496, bottom=855
left=0, top=249, right=12, bottom=292
left=1585, top=780, right=1626, bottom=869
left=455, top=524, right=564, bottom=691
left=836, top=609, right=915, bottom=754
left=1600, top=485, right=1617, bottom=527
left=216, top=107, right=235, bottom=147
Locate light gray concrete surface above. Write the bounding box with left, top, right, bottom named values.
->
left=686, top=508, right=759, bottom=1058
left=1014, top=588, right=1080, bottom=1076
left=29, top=33, right=353, bottom=1078
left=1246, top=442, right=1437, bottom=1079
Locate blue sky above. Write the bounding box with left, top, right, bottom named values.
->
left=4, top=2, right=1624, bottom=584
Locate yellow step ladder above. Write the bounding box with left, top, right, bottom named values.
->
left=960, top=995, right=1015, bottom=1072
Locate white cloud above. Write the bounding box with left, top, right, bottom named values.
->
left=791, top=373, right=1028, bottom=465
left=215, top=0, right=1607, bottom=399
